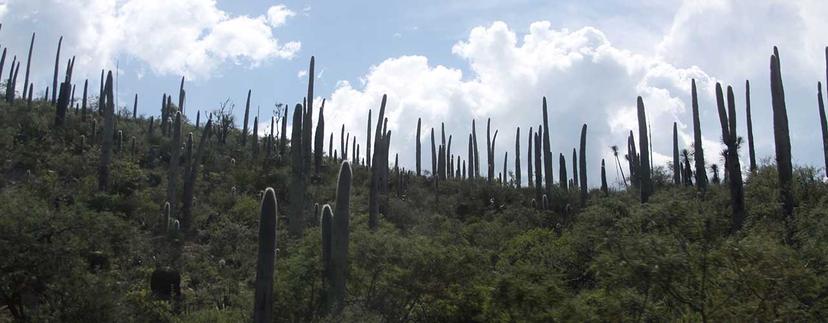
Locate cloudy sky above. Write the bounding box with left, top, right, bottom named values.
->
left=1, top=0, right=826, bottom=186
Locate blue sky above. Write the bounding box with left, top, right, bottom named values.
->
left=1, top=0, right=827, bottom=186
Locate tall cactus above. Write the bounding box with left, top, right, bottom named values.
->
left=572, top=148, right=578, bottom=190
left=22, top=33, right=34, bottom=100
left=673, top=122, right=680, bottom=184
left=181, top=118, right=213, bottom=230
left=579, top=124, right=587, bottom=206
left=527, top=127, right=534, bottom=188
left=330, top=161, right=352, bottom=313
left=715, top=83, right=746, bottom=232
left=320, top=204, right=333, bottom=311
left=601, top=159, right=608, bottom=196
left=627, top=131, right=638, bottom=188
left=746, top=80, right=757, bottom=173
left=534, top=128, right=543, bottom=209
left=167, top=112, right=183, bottom=217
left=515, top=127, right=521, bottom=186
left=691, top=79, right=708, bottom=190
left=242, top=90, right=251, bottom=146
left=52, top=36, right=62, bottom=105
left=818, top=81, right=828, bottom=174
left=304, top=57, right=315, bottom=172
left=559, top=153, right=567, bottom=190
left=98, top=71, right=114, bottom=191
left=315, top=101, right=325, bottom=174
left=416, top=118, right=422, bottom=176
left=503, top=152, right=508, bottom=186
left=637, top=97, right=652, bottom=203
left=132, top=94, right=138, bottom=119
left=369, top=96, right=387, bottom=230
left=770, top=48, right=794, bottom=244
left=81, top=80, right=88, bottom=121
left=253, top=188, right=278, bottom=323
left=289, top=103, right=306, bottom=236
left=431, top=128, right=437, bottom=176
left=542, top=98, right=554, bottom=195
left=366, top=109, right=372, bottom=168
left=280, top=107, right=288, bottom=155
left=473, top=120, right=480, bottom=178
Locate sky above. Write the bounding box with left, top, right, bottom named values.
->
left=0, top=0, right=827, bottom=187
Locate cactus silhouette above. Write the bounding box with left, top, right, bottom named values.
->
left=242, top=90, right=251, bottom=146
left=818, top=82, right=827, bottom=174
left=289, top=103, right=306, bottom=236
left=527, top=127, right=534, bottom=189
left=715, top=83, right=746, bottom=232
left=98, top=71, right=114, bottom=191
left=542, top=98, right=554, bottom=196
left=579, top=124, right=587, bottom=206
left=691, top=79, right=708, bottom=190
left=515, top=127, right=521, bottom=186
left=770, top=48, right=795, bottom=245
left=253, top=188, right=278, bottom=323
left=182, top=118, right=213, bottom=230
left=559, top=153, right=567, bottom=190
left=601, top=159, right=608, bottom=196
left=673, top=122, right=680, bottom=184
left=637, top=97, right=651, bottom=203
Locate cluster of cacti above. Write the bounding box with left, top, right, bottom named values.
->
left=253, top=188, right=278, bottom=323
left=369, top=96, right=390, bottom=230
left=321, top=161, right=352, bottom=313
left=715, top=83, right=746, bottom=232
left=54, top=54, right=76, bottom=126
left=770, top=48, right=795, bottom=245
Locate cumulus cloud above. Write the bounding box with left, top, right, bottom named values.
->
left=323, top=21, right=730, bottom=187
left=0, top=0, right=299, bottom=80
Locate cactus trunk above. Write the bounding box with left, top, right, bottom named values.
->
left=289, top=103, right=307, bottom=236
left=579, top=124, right=588, bottom=205
left=253, top=188, right=278, bottom=323
left=691, top=79, right=708, bottom=190
left=637, top=97, right=652, bottom=203
left=98, top=71, right=114, bottom=191
left=559, top=153, right=567, bottom=190
left=770, top=48, right=795, bottom=244
left=242, top=90, right=251, bottom=146
left=673, top=122, right=680, bottom=184
left=515, top=127, right=521, bottom=187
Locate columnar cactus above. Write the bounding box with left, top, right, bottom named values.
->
left=447, top=135, right=453, bottom=179
left=503, top=152, right=508, bottom=186
left=672, top=122, right=680, bottom=184
left=253, top=187, right=278, bottom=323
left=289, top=103, right=306, bottom=236
left=22, top=33, right=34, bottom=100
left=627, top=131, right=638, bottom=188
left=52, top=36, right=62, bottom=105
left=601, top=159, right=608, bottom=196
left=280, top=107, right=288, bottom=155
left=0, top=49, right=6, bottom=89
left=117, top=130, right=123, bottom=152
left=515, top=127, right=521, bottom=186
left=572, top=148, right=578, bottom=190
left=467, top=134, right=473, bottom=180
left=431, top=128, right=437, bottom=176
left=473, top=119, right=480, bottom=178
left=314, top=100, right=325, bottom=174
left=167, top=112, right=183, bottom=217
left=534, top=128, right=543, bottom=209
left=818, top=82, right=827, bottom=174
left=527, top=127, right=533, bottom=188
left=182, top=118, right=213, bottom=232
left=682, top=149, right=693, bottom=187
left=559, top=153, right=567, bottom=190
left=98, top=71, right=114, bottom=191
left=132, top=94, right=138, bottom=119
left=416, top=118, right=422, bottom=176
left=369, top=95, right=387, bottom=230
left=331, top=161, right=352, bottom=313
left=691, top=79, right=708, bottom=190
left=486, top=118, right=493, bottom=183
left=340, top=125, right=346, bottom=162
left=542, top=98, right=554, bottom=196
left=715, top=83, right=746, bottom=232
left=252, top=116, right=259, bottom=157
left=242, top=90, right=251, bottom=146
left=320, top=204, right=333, bottom=310
left=81, top=79, right=88, bottom=121
left=366, top=109, right=372, bottom=168
left=304, top=57, right=315, bottom=171
left=637, top=97, right=652, bottom=203
left=770, top=48, right=794, bottom=244
left=579, top=124, right=588, bottom=206
left=745, top=80, right=757, bottom=173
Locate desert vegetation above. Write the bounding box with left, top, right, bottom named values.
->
left=1, top=29, right=828, bottom=322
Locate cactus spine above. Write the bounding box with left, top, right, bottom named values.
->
left=672, top=122, right=680, bottom=184
left=98, top=71, right=114, bottom=191
left=691, top=79, right=708, bottom=190
left=769, top=48, right=794, bottom=244
left=416, top=118, right=422, bottom=176
left=253, top=188, right=278, bottom=323
left=579, top=124, right=587, bottom=206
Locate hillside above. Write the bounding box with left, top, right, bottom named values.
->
left=1, top=73, right=828, bottom=322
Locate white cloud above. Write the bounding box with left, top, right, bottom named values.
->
left=297, top=70, right=308, bottom=78
left=323, top=21, right=728, bottom=187
left=0, top=0, right=300, bottom=80
left=266, top=4, right=295, bottom=28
